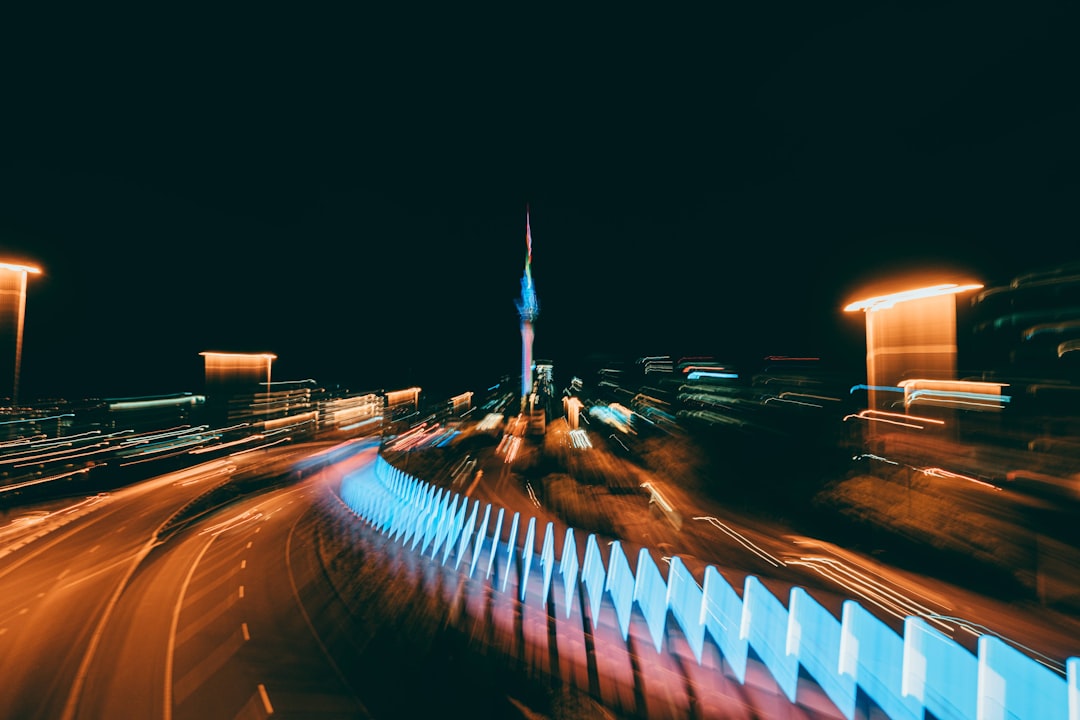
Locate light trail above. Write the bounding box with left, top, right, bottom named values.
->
left=199, top=510, right=264, bottom=537
left=842, top=409, right=947, bottom=430
left=525, top=482, right=541, bottom=508
left=920, top=466, right=1000, bottom=490
left=692, top=515, right=785, bottom=567
left=924, top=613, right=1067, bottom=675
left=786, top=555, right=954, bottom=634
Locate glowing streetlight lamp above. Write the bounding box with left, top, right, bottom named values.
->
left=843, top=283, right=983, bottom=313
left=0, top=261, right=42, bottom=407
left=844, top=281, right=983, bottom=416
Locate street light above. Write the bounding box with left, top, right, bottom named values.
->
left=843, top=282, right=983, bottom=312
left=844, top=281, right=983, bottom=417
left=0, top=261, right=42, bottom=408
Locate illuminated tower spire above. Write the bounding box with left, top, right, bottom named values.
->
left=515, top=207, right=539, bottom=408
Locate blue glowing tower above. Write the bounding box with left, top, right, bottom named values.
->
left=515, top=209, right=539, bottom=411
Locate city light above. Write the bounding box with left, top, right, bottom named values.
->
left=844, top=280, right=984, bottom=416
left=200, top=351, right=276, bottom=390
left=0, top=260, right=42, bottom=407
left=843, top=283, right=984, bottom=312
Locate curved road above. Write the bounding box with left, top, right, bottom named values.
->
left=0, top=441, right=374, bottom=720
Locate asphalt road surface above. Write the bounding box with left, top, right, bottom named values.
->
left=0, top=442, right=373, bottom=720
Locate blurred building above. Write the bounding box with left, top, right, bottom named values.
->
left=563, top=395, right=583, bottom=429
left=449, top=391, right=473, bottom=415
left=534, top=360, right=555, bottom=398
left=200, top=351, right=276, bottom=426
left=384, top=386, right=420, bottom=412
left=320, top=391, right=382, bottom=432
left=102, top=393, right=207, bottom=433
left=970, top=264, right=1080, bottom=381
left=969, top=264, right=1080, bottom=446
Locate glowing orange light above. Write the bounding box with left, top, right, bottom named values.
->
left=898, top=378, right=1009, bottom=411
left=385, top=387, right=421, bottom=406
left=0, top=263, right=41, bottom=275
left=921, top=467, right=1000, bottom=490
left=845, top=279, right=983, bottom=419
left=200, top=352, right=276, bottom=396
left=199, top=352, right=277, bottom=361
left=0, top=260, right=42, bottom=406
left=844, top=283, right=983, bottom=312
left=842, top=409, right=946, bottom=430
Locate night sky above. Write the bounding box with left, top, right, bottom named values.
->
left=2, top=4, right=1079, bottom=401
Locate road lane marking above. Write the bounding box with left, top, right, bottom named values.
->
left=164, top=535, right=216, bottom=720
left=241, top=559, right=246, bottom=569
left=242, top=622, right=250, bottom=641
left=284, top=505, right=372, bottom=717
left=62, top=537, right=157, bottom=720
left=239, top=585, right=244, bottom=599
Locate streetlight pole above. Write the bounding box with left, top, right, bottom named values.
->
left=0, top=261, right=42, bottom=408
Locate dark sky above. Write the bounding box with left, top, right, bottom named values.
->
left=2, top=4, right=1079, bottom=401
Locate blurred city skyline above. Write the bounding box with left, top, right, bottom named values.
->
left=2, top=4, right=1078, bottom=400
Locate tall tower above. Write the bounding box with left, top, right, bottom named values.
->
left=0, top=261, right=41, bottom=407
left=515, top=208, right=539, bottom=411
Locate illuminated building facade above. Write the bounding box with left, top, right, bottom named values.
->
left=0, top=261, right=41, bottom=407
left=201, top=351, right=275, bottom=393
left=449, top=391, right=473, bottom=414
left=534, top=360, right=554, bottom=398
left=563, top=395, right=583, bottom=429
left=200, top=351, right=276, bottom=424
left=515, top=209, right=539, bottom=412
left=384, top=386, right=421, bottom=411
